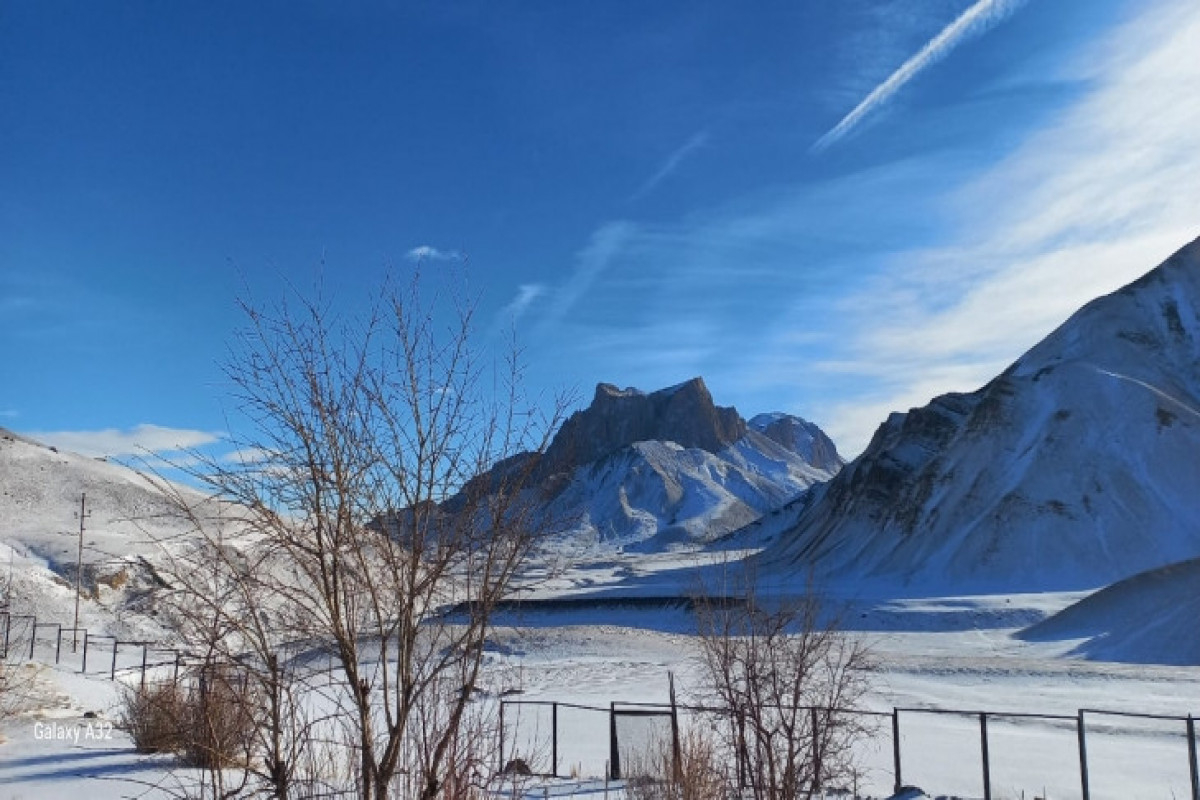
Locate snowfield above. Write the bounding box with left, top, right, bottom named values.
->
left=3, top=532, right=1199, bottom=799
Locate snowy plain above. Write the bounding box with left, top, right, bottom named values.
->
left=2, top=431, right=1200, bottom=799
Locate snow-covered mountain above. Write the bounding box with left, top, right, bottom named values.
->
left=0, top=428, right=214, bottom=636
left=763, top=235, right=1200, bottom=592
left=1019, top=557, right=1200, bottom=665
left=467, top=377, right=842, bottom=552
left=748, top=413, right=843, bottom=473
left=0, top=428, right=195, bottom=568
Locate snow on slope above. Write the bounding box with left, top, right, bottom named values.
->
left=764, top=235, right=1200, bottom=592
left=0, top=428, right=211, bottom=637
left=749, top=412, right=843, bottom=473
left=544, top=431, right=835, bottom=552
left=1019, top=557, right=1200, bottom=665
left=503, top=378, right=842, bottom=553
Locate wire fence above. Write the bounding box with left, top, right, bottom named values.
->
left=6, top=607, right=1200, bottom=799
left=499, top=697, right=1200, bottom=800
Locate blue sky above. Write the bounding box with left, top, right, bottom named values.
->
left=3, top=0, right=1199, bottom=465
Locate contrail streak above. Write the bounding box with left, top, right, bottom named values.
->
left=631, top=131, right=710, bottom=201
left=813, top=0, right=1028, bottom=153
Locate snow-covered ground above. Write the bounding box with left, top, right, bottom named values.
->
left=4, top=429, right=1199, bottom=799
left=5, top=570, right=1200, bottom=799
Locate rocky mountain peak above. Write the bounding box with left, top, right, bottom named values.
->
left=541, top=376, right=746, bottom=476
left=749, top=413, right=844, bottom=473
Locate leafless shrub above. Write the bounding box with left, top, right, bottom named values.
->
left=623, top=725, right=727, bottom=800
left=0, top=661, right=42, bottom=731
left=694, top=570, right=874, bottom=800
left=181, top=664, right=259, bottom=770
left=121, top=679, right=188, bottom=753
left=120, top=666, right=258, bottom=771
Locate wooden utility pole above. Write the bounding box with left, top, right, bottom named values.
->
left=73, top=493, right=88, bottom=650
left=5, top=543, right=12, bottom=609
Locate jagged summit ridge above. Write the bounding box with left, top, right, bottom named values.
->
left=541, top=376, right=746, bottom=476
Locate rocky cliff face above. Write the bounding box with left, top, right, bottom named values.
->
left=540, top=377, right=746, bottom=477
left=764, top=235, right=1200, bottom=591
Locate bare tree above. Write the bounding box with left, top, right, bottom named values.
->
left=146, top=269, right=565, bottom=799
left=693, top=569, right=874, bottom=800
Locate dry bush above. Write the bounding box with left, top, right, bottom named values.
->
left=182, top=665, right=259, bottom=769
left=121, top=680, right=188, bottom=753
left=0, top=661, right=42, bottom=732
left=120, top=666, right=258, bottom=770
left=694, top=571, right=874, bottom=800
left=622, top=726, right=728, bottom=800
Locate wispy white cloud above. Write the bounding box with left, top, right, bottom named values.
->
left=405, top=245, right=463, bottom=263
left=631, top=130, right=710, bottom=200
left=499, top=283, right=546, bottom=323
left=527, top=0, right=1198, bottom=460
left=538, top=222, right=637, bottom=328
left=807, top=0, right=1200, bottom=452
left=813, top=0, right=1028, bottom=152
left=221, top=446, right=275, bottom=465
left=27, top=424, right=222, bottom=458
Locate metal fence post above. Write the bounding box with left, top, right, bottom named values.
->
left=497, top=701, right=505, bottom=773
left=29, top=622, right=37, bottom=659
left=980, top=712, right=991, bottom=800
left=812, top=707, right=823, bottom=794
left=55, top=625, right=63, bottom=664
left=1078, top=710, right=1090, bottom=800
left=81, top=629, right=89, bottom=673
left=610, top=701, right=620, bottom=780
left=892, top=708, right=903, bottom=793
left=111, top=639, right=119, bottom=679
left=1, top=613, right=9, bottom=659
left=737, top=712, right=748, bottom=790
left=1188, top=714, right=1198, bottom=800
left=552, top=702, right=559, bottom=778
left=141, top=644, right=149, bottom=688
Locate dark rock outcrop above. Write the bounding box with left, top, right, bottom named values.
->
left=540, top=377, right=746, bottom=477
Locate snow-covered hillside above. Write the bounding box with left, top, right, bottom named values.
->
left=0, top=428, right=211, bottom=637
left=464, top=377, right=842, bottom=552
left=764, top=235, right=1200, bottom=592
left=1020, top=557, right=1200, bottom=665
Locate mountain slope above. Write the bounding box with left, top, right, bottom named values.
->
left=0, top=429, right=200, bottom=568
left=764, top=235, right=1200, bottom=591
left=0, top=428, right=215, bottom=638
left=464, top=378, right=842, bottom=552
left=1019, top=557, right=1200, bottom=665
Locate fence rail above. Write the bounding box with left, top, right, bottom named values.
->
left=500, top=697, right=1200, bottom=800
left=6, top=607, right=1199, bottom=799
left=0, top=609, right=313, bottom=689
